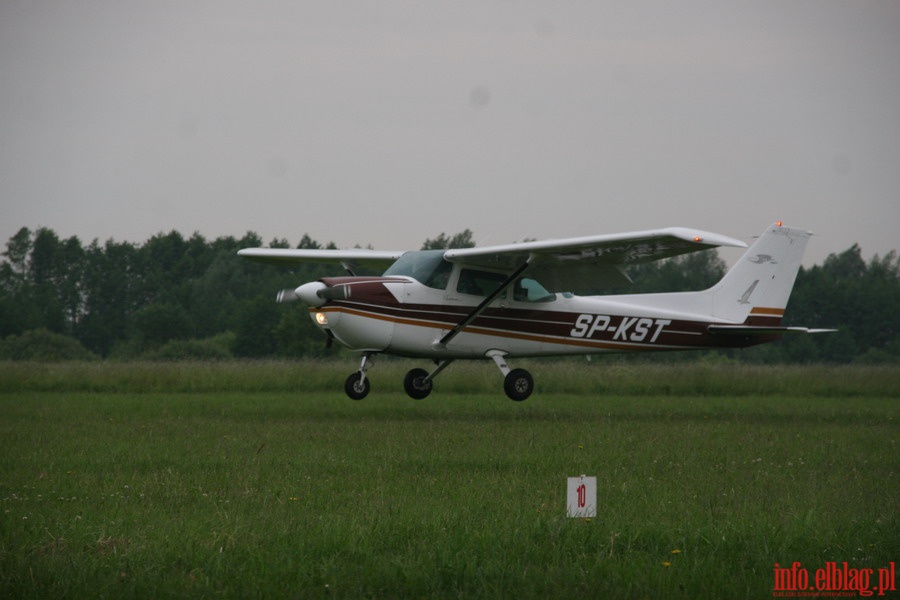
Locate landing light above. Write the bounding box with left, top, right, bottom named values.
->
left=315, top=312, right=329, bottom=326
left=693, top=236, right=703, bottom=242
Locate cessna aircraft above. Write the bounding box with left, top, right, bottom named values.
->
left=238, top=222, right=832, bottom=401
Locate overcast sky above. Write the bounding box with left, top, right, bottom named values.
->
left=2, top=0, right=898, bottom=266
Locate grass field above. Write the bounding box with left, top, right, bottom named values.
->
left=1, top=361, right=898, bottom=598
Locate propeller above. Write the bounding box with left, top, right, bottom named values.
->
left=276, top=288, right=299, bottom=303
left=275, top=281, right=339, bottom=349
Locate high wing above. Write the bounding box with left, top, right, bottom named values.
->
left=444, top=227, right=747, bottom=292
left=237, top=248, right=404, bottom=273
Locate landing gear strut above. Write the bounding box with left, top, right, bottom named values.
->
left=488, top=350, right=534, bottom=401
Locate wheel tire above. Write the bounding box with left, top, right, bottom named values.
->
left=344, top=372, right=370, bottom=400
left=403, top=368, right=432, bottom=400
left=503, top=368, right=533, bottom=401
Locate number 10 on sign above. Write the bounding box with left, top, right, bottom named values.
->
left=567, top=475, right=597, bottom=518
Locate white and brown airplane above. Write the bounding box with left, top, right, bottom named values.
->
left=239, top=222, right=832, bottom=401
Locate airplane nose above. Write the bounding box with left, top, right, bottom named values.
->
left=295, top=281, right=328, bottom=307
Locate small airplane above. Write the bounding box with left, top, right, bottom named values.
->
left=238, top=222, right=833, bottom=401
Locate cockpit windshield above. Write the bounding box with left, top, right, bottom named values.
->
left=382, top=250, right=453, bottom=290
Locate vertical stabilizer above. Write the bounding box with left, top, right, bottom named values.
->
left=709, top=223, right=811, bottom=324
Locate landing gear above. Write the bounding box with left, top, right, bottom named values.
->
left=402, top=360, right=452, bottom=400
left=344, top=372, right=370, bottom=400
left=403, top=368, right=432, bottom=399
left=344, top=353, right=373, bottom=400
left=489, top=350, right=534, bottom=401
left=503, top=368, right=534, bottom=402
left=344, top=353, right=533, bottom=401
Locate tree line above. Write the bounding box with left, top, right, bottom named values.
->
left=0, top=226, right=896, bottom=364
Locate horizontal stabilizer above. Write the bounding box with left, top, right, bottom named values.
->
left=708, top=325, right=837, bottom=336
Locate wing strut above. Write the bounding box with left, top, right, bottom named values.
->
left=434, top=259, right=532, bottom=350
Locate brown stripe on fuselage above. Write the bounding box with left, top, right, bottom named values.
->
left=750, top=306, right=784, bottom=316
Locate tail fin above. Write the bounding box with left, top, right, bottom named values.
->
left=709, top=223, right=811, bottom=325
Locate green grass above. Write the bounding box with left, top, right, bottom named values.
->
left=1, top=359, right=898, bottom=396
left=1, top=362, right=898, bottom=598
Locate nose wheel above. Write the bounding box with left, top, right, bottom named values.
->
left=344, top=372, right=370, bottom=400
left=345, top=353, right=373, bottom=400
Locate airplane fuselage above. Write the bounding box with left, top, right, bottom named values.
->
left=309, top=275, right=780, bottom=360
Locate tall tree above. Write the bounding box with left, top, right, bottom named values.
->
left=421, top=230, right=475, bottom=250
left=1, top=225, right=896, bottom=363
left=626, top=250, right=727, bottom=293
left=0, top=228, right=37, bottom=335
left=1, top=227, right=32, bottom=291
left=76, top=239, right=140, bottom=356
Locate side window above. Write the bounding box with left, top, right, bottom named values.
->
left=456, top=269, right=508, bottom=298
left=513, top=277, right=556, bottom=303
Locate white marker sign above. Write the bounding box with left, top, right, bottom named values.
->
left=567, top=475, right=597, bottom=518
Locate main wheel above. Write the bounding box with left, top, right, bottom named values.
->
left=344, top=372, right=370, bottom=400
left=503, top=368, right=533, bottom=401
left=403, top=368, right=432, bottom=399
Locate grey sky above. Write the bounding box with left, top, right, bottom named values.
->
left=2, top=1, right=898, bottom=266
